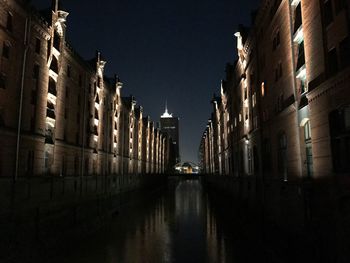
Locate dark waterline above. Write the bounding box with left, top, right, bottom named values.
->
left=53, top=179, right=268, bottom=263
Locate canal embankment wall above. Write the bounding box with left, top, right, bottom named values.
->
left=0, top=174, right=167, bottom=263
left=204, top=175, right=350, bottom=263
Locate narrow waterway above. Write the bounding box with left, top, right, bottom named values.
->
left=54, top=178, right=270, bottom=263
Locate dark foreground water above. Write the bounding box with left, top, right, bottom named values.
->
left=53, top=178, right=272, bottom=263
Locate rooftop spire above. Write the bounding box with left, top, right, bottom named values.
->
left=161, top=100, right=173, bottom=118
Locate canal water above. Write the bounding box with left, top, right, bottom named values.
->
left=54, top=178, right=270, bottom=263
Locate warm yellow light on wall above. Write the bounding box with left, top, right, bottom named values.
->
left=261, top=82, right=265, bottom=97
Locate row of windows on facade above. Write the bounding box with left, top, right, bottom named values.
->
left=229, top=106, right=350, bottom=177
left=260, top=0, right=348, bottom=78
left=1, top=44, right=85, bottom=91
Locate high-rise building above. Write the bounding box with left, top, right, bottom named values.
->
left=160, top=103, right=180, bottom=164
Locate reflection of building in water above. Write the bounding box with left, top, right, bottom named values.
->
left=174, top=180, right=205, bottom=261
left=108, top=195, right=172, bottom=262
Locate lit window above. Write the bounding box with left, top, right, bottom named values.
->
left=2, top=42, right=10, bottom=59
left=304, top=121, right=311, bottom=141
left=261, top=82, right=265, bottom=97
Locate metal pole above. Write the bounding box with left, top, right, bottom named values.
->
left=15, top=17, right=30, bottom=182
left=80, top=78, right=87, bottom=195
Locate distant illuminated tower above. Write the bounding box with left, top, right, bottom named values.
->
left=160, top=101, right=180, bottom=163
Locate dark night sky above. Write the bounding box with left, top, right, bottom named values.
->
left=31, top=0, right=260, bottom=163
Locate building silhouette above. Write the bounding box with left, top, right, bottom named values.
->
left=160, top=103, right=180, bottom=166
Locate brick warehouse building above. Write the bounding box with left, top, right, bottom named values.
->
left=0, top=0, right=172, bottom=177
left=200, top=0, right=350, bottom=259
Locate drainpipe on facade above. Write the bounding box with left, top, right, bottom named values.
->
left=80, top=78, right=87, bottom=195
left=14, top=17, right=31, bottom=183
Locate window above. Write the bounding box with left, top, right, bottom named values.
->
left=294, top=3, right=302, bottom=34
left=252, top=92, right=257, bottom=107
left=328, top=48, right=338, bottom=76
left=339, top=36, right=350, bottom=69
left=300, top=78, right=306, bottom=94
left=273, top=30, right=280, bottom=51
left=270, top=0, right=282, bottom=20
left=0, top=73, right=6, bottom=89
left=53, top=31, right=60, bottom=51
left=50, top=56, right=58, bottom=73
left=277, top=93, right=284, bottom=112
left=6, top=12, right=13, bottom=32
left=296, top=41, right=305, bottom=71
left=2, top=42, right=10, bottom=59
left=48, top=77, right=57, bottom=96
left=324, top=0, right=334, bottom=26
left=304, top=120, right=311, bottom=141
left=329, top=107, right=350, bottom=173
left=275, top=62, right=283, bottom=82
left=35, top=38, right=41, bottom=54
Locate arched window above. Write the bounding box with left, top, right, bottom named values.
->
left=304, top=120, right=311, bottom=141
left=50, top=56, right=58, bottom=73
left=48, top=77, right=57, bottom=96
left=47, top=101, right=55, bottom=119
left=278, top=132, right=288, bottom=181
left=53, top=30, right=61, bottom=51
left=302, top=119, right=313, bottom=177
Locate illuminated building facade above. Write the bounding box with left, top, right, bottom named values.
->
left=200, top=0, right=350, bottom=244
left=0, top=0, right=172, bottom=177
left=201, top=0, right=350, bottom=181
